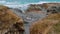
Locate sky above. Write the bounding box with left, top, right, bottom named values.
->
left=0, top=0, right=60, bottom=7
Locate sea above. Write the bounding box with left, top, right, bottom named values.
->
left=0, top=0, right=60, bottom=8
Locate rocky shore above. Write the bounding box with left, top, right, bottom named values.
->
left=0, top=3, right=60, bottom=34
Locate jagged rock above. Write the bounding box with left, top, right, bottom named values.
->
left=47, top=6, right=60, bottom=14
left=42, top=3, right=60, bottom=8
left=0, top=5, right=24, bottom=34
left=30, top=13, right=60, bottom=34
left=25, top=4, right=45, bottom=13
left=24, top=4, right=47, bottom=23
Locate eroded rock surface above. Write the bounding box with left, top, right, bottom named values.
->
left=0, top=5, right=24, bottom=34
left=30, top=13, right=60, bottom=34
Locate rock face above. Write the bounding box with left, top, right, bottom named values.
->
left=0, top=5, right=24, bottom=34
left=26, top=4, right=43, bottom=12
left=43, top=3, right=60, bottom=15
left=41, top=3, right=60, bottom=9
left=2, top=3, right=60, bottom=34
left=30, top=13, right=60, bottom=34
left=25, top=4, right=46, bottom=13
left=21, top=3, right=60, bottom=34
left=24, top=4, right=47, bottom=23
left=24, top=3, right=60, bottom=23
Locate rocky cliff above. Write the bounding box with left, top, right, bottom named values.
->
left=0, top=5, right=24, bottom=34
left=30, top=13, right=60, bottom=34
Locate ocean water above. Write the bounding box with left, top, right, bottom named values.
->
left=1, top=0, right=60, bottom=4
left=0, top=0, right=60, bottom=8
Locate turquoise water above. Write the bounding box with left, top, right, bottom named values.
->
left=0, top=0, right=60, bottom=4
left=6, top=0, right=60, bottom=4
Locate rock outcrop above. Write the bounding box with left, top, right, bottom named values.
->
left=42, top=3, right=60, bottom=15
left=2, top=3, right=60, bottom=34
left=30, top=13, right=60, bottom=34
left=0, top=5, right=24, bottom=34
left=24, top=4, right=47, bottom=23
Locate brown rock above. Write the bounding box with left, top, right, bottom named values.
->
left=30, top=13, right=60, bottom=34
left=42, top=3, right=60, bottom=9
left=0, top=5, right=24, bottom=34
left=25, top=4, right=43, bottom=13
